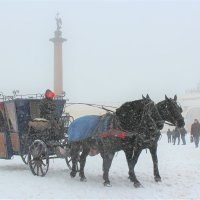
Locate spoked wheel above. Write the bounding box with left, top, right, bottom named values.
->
left=21, top=154, right=28, bottom=165
left=20, top=134, right=29, bottom=165
left=28, top=140, right=49, bottom=177
left=65, top=157, right=72, bottom=170
left=63, top=142, right=80, bottom=172
left=65, top=156, right=80, bottom=172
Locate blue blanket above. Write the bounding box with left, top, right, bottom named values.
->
left=68, top=115, right=100, bottom=142
left=68, top=114, right=113, bottom=142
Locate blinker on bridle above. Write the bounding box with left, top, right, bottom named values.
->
left=163, top=100, right=183, bottom=127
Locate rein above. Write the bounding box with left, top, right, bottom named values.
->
left=65, top=102, right=117, bottom=111
left=164, top=121, right=175, bottom=126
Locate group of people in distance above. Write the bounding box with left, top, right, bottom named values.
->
left=166, top=119, right=200, bottom=148
left=167, top=127, right=187, bottom=145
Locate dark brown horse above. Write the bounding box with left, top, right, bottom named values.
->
left=68, top=98, right=163, bottom=186
left=125, top=95, right=185, bottom=187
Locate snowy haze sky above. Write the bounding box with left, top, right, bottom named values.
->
left=0, top=0, right=200, bottom=103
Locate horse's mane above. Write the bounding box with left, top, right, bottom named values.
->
left=116, top=99, right=146, bottom=132
left=118, top=99, right=145, bottom=112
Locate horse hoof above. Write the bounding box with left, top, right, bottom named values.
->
left=128, top=176, right=134, bottom=182
left=70, top=171, right=76, bottom=178
left=134, top=182, right=143, bottom=188
left=155, top=177, right=162, bottom=182
left=80, top=177, right=87, bottom=182
left=104, top=182, right=112, bottom=187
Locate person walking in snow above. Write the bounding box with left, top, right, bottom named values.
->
left=191, top=119, right=200, bottom=148
left=166, top=129, right=172, bottom=143
left=173, top=127, right=180, bottom=145
left=171, top=129, right=175, bottom=144
left=179, top=127, right=187, bottom=145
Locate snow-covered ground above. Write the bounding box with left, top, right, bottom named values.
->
left=0, top=134, right=199, bottom=199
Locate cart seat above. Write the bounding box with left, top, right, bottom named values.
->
left=28, top=118, right=50, bottom=132
left=32, top=118, right=48, bottom=122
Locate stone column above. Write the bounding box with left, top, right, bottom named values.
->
left=50, top=17, right=66, bottom=96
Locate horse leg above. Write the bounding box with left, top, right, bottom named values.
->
left=101, top=152, right=115, bottom=187
left=129, top=149, right=143, bottom=188
left=124, top=149, right=134, bottom=180
left=79, top=147, right=90, bottom=182
left=70, top=143, right=80, bottom=178
left=149, top=145, right=161, bottom=182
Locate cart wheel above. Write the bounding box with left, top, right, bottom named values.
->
left=20, top=134, right=29, bottom=165
left=21, top=154, right=28, bottom=165
left=65, top=157, right=72, bottom=170
left=65, top=156, right=80, bottom=172
left=28, top=140, right=49, bottom=177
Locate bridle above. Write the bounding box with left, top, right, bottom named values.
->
left=157, top=99, right=183, bottom=127
left=164, top=121, right=175, bottom=126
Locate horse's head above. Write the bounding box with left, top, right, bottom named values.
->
left=142, top=94, right=164, bottom=130
left=156, top=95, right=185, bottom=128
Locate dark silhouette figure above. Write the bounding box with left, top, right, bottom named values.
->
left=39, top=89, right=60, bottom=140
left=173, top=127, right=180, bottom=145
left=191, top=119, right=200, bottom=148
left=171, top=129, right=175, bottom=144
left=40, top=89, right=56, bottom=120
left=179, top=127, right=187, bottom=145
left=166, top=129, right=172, bottom=143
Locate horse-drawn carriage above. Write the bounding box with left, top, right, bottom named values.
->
left=0, top=92, right=185, bottom=187
left=0, top=93, right=73, bottom=176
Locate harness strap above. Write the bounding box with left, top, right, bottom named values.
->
left=164, top=121, right=175, bottom=126
left=97, top=129, right=138, bottom=139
